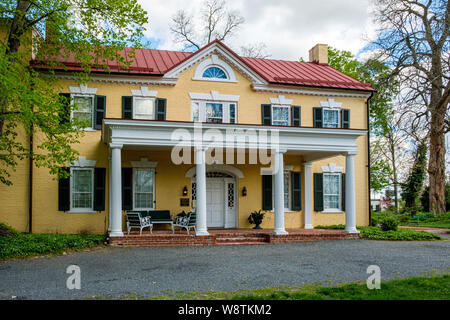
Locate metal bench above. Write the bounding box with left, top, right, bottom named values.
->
left=148, top=210, right=174, bottom=233
left=126, top=211, right=152, bottom=235
left=174, top=211, right=197, bottom=235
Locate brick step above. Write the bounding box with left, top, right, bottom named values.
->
left=216, top=241, right=268, bottom=246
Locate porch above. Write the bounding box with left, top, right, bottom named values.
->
left=103, top=119, right=367, bottom=238
left=108, top=228, right=361, bottom=246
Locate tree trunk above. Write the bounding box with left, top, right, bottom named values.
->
left=388, top=130, right=399, bottom=213
left=428, top=108, right=446, bottom=215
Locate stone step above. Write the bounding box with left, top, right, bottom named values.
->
left=215, top=236, right=268, bottom=243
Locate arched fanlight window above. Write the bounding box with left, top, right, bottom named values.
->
left=202, top=66, right=228, bottom=79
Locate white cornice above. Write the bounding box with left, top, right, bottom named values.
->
left=320, top=98, right=342, bottom=109
left=58, top=73, right=177, bottom=86
left=270, top=95, right=293, bottom=105
left=253, top=84, right=372, bottom=99
left=70, top=156, right=97, bottom=167
left=321, top=163, right=344, bottom=173
left=130, top=157, right=158, bottom=168
left=69, top=84, right=97, bottom=95
left=131, top=86, right=158, bottom=97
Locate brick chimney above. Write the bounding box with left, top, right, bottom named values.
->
left=309, top=44, right=328, bottom=64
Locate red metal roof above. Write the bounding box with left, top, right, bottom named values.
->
left=33, top=40, right=374, bottom=91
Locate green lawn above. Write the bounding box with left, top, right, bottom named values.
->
left=107, top=273, right=450, bottom=300
left=400, top=221, right=450, bottom=229
left=0, top=231, right=106, bottom=259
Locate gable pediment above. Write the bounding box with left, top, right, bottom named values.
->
left=164, top=42, right=268, bottom=85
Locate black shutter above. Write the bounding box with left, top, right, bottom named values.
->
left=94, top=95, right=106, bottom=130
left=291, top=171, right=302, bottom=210
left=122, top=168, right=133, bottom=210
left=313, top=107, right=323, bottom=128
left=342, top=173, right=346, bottom=211
left=291, top=106, right=301, bottom=127
left=262, top=175, right=273, bottom=210
left=58, top=167, right=70, bottom=211
left=313, top=173, right=324, bottom=211
left=261, top=104, right=272, bottom=125
left=58, top=93, right=71, bottom=125
left=156, top=98, right=167, bottom=120
left=341, top=109, right=350, bottom=128
left=93, top=168, right=106, bottom=211
left=122, top=96, right=133, bottom=119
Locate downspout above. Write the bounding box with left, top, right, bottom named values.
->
left=366, top=91, right=374, bottom=226
left=28, top=117, right=33, bottom=233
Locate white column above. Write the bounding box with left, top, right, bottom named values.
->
left=273, top=149, right=288, bottom=235
left=345, top=152, right=359, bottom=234
left=109, top=143, right=124, bottom=237
left=303, top=161, right=314, bottom=229
left=195, top=147, right=209, bottom=236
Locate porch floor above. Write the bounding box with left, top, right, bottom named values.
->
left=108, top=228, right=361, bottom=246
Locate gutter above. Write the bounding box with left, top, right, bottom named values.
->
left=366, top=91, right=374, bottom=226
left=28, top=119, right=33, bottom=233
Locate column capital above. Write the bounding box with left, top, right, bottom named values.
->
left=195, top=145, right=208, bottom=152
left=346, top=150, right=358, bottom=156
left=109, top=143, right=123, bottom=149
left=303, top=161, right=313, bottom=168
left=276, top=148, right=287, bottom=154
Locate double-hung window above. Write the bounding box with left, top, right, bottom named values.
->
left=323, top=173, right=341, bottom=210
left=322, top=108, right=339, bottom=128
left=133, top=168, right=155, bottom=210
left=72, top=95, right=95, bottom=128
left=191, top=101, right=237, bottom=123
left=133, top=97, right=155, bottom=120
left=271, top=171, right=292, bottom=211
left=70, top=167, right=94, bottom=212
left=272, top=105, right=290, bottom=126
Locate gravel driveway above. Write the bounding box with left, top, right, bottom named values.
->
left=0, top=239, right=449, bottom=300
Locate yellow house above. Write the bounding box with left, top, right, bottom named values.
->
left=0, top=40, right=375, bottom=238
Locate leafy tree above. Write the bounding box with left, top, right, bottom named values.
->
left=0, top=0, right=148, bottom=185
left=402, top=142, right=428, bottom=212
left=372, top=0, right=449, bottom=215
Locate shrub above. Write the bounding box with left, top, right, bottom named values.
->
left=380, top=216, right=399, bottom=231
left=399, top=215, right=410, bottom=223
left=359, top=227, right=441, bottom=241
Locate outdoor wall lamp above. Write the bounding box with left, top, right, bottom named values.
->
left=242, top=186, right=247, bottom=197
left=182, top=186, right=188, bottom=196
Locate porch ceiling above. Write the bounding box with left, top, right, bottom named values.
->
left=102, top=119, right=366, bottom=158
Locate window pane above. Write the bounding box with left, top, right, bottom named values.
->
left=202, top=67, right=227, bottom=79
left=323, top=109, right=339, bottom=128
left=323, top=174, right=340, bottom=210
left=324, top=195, right=339, bottom=209
left=205, top=103, right=223, bottom=123
left=134, top=98, right=154, bottom=119
left=272, top=106, right=289, bottom=126
left=73, top=96, right=93, bottom=126
left=72, top=169, right=92, bottom=209
left=134, top=169, right=154, bottom=209
left=284, top=172, right=290, bottom=209
left=192, top=102, right=200, bottom=122
left=229, top=103, right=236, bottom=123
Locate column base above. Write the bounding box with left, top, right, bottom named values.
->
left=109, top=230, right=124, bottom=237
left=304, top=224, right=314, bottom=229
left=272, top=229, right=289, bottom=235
left=345, top=227, right=360, bottom=234
left=196, top=230, right=210, bottom=236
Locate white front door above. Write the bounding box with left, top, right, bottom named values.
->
left=206, top=178, right=225, bottom=228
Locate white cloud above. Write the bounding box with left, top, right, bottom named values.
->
left=138, top=0, right=377, bottom=61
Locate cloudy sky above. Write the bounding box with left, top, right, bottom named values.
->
left=137, top=0, right=378, bottom=61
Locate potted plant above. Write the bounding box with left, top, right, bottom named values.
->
left=248, top=210, right=265, bottom=229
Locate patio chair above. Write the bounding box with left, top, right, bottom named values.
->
left=148, top=210, right=174, bottom=233
left=126, top=211, right=152, bottom=235
left=174, top=211, right=197, bottom=235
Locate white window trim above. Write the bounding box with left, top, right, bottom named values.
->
left=192, top=54, right=237, bottom=83
left=70, top=94, right=96, bottom=131
left=190, top=100, right=238, bottom=124
left=132, top=168, right=156, bottom=211
left=69, top=167, right=95, bottom=213
left=322, top=172, right=343, bottom=213
left=132, top=96, right=156, bottom=120
left=322, top=108, right=340, bottom=128
left=271, top=104, right=291, bottom=126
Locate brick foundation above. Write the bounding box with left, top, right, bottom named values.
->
left=108, top=229, right=360, bottom=246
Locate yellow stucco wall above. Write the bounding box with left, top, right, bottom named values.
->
left=0, top=53, right=370, bottom=234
